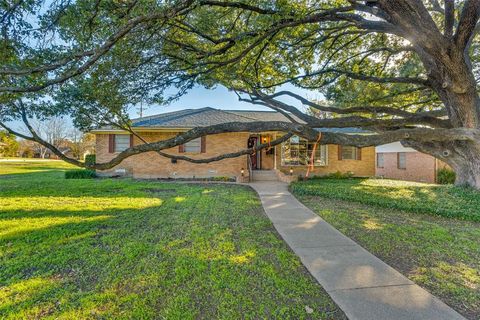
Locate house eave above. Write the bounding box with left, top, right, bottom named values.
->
left=90, top=126, right=193, bottom=134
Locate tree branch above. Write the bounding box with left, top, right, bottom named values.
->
left=320, top=127, right=480, bottom=147
left=155, top=133, right=293, bottom=164
left=198, top=0, right=278, bottom=15
left=0, top=1, right=194, bottom=93
left=454, top=0, right=480, bottom=49
left=257, top=90, right=446, bottom=118
left=239, top=90, right=450, bottom=128
left=444, top=0, right=454, bottom=38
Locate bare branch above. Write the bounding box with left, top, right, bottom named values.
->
left=238, top=89, right=450, bottom=128
left=260, top=90, right=446, bottom=118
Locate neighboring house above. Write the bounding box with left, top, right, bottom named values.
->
left=92, top=107, right=375, bottom=181
left=375, top=142, right=449, bottom=184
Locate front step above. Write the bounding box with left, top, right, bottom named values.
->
left=252, top=170, right=278, bottom=181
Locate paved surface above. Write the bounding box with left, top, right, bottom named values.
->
left=249, top=181, right=465, bottom=320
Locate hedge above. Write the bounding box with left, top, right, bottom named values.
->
left=65, top=169, right=96, bottom=179
left=85, top=154, right=96, bottom=167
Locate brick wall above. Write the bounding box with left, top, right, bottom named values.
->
left=275, top=144, right=376, bottom=177
left=375, top=152, right=437, bottom=183
left=96, top=132, right=250, bottom=179
left=96, top=132, right=376, bottom=179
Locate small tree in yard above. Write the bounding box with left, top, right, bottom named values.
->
left=0, top=1, right=480, bottom=188
left=69, top=130, right=95, bottom=160
left=0, top=130, right=19, bottom=157
left=30, top=117, right=70, bottom=158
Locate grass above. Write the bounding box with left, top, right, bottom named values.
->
left=0, top=160, right=346, bottom=319
left=291, top=178, right=480, bottom=320
left=291, top=178, right=480, bottom=221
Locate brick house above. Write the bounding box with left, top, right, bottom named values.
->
left=92, top=108, right=375, bottom=181
left=375, top=142, right=449, bottom=184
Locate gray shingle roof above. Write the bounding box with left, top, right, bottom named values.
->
left=96, top=107, right=367, bottom=133
left=132, top=108, right=256, bottom=127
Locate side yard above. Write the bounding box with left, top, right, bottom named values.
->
left=0, top=161, right=346, bottom=319
left=291, top=178, right=480, bottom=320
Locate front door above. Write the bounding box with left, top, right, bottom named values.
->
left=247, top=136, right=259, bottom=169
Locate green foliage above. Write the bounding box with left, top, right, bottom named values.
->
left=84, top=154, right=96, bottom=167
left=291, top=178, right=480, bottom=221
left=324, top=171, right=355, bottom=179
left=210, top=176, right=235, bottom=182
left=0, top=130, right=19, bottom=157
left=437, top=168, right=456, bottom=185
left=299, top=171, right=355, bottom=181
left=65, top=169, right=96, bottom=179
left=0, top=160, right=345, bottom=319
left=295, top=194, right=480, bottom=319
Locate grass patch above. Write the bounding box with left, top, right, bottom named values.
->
left=291, top=179, right=480, bottom=319
left=291, top=178, right=480, bottom=221
left=0, top=160, right=345, bottom=319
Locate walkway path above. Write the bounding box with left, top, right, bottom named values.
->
left=249, top=181, right=465, bottom=320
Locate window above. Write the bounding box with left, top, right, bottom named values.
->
left=397, top=152, right=406, bottom=169
left=114, top=134, right=130, bottom=152
left=281, top=135, right=327, bottom=166
left=377, top=153, right=384, bottom=168
left=340, top=146, right=360, bottom=160
left=184, top=137, right=201, bottom=153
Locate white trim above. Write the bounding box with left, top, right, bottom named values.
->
left=376, top=142, right=417, bottom=153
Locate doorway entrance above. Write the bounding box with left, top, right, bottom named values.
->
left=248, top=135, right=275, bottom=170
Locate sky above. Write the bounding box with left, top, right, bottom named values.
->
left=128, top=84, right=324, bottom=119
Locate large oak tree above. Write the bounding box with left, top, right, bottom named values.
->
left=1, top=0, right=480, bottom=188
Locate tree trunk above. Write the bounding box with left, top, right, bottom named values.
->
left=405, top=139, right=480, bottom=189
left=446, top=141, right=480, bottom=189
left=414, top=44, right=480, bottom=189
left=451, top=158, right=480, bottom=188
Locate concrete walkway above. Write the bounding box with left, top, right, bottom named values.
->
left=249, top=181, right=465, bottom=320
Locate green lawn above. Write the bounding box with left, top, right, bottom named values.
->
left=291, top=178, right=480, bottom=221
left=291, top=178, right=480, bottom=320
left=0, top=160, right=346, bottom=320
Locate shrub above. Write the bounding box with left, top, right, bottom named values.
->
left=437, top=168, right=456, bottom=185
left=65, top=169, right=96, bottom=179
left=84, top=154, right=96, bottom=167
left=325, top=171, right=354, bottom=179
